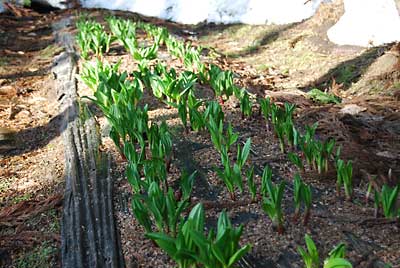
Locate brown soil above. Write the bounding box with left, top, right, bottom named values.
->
left=0, top=9, right=68, bottom=267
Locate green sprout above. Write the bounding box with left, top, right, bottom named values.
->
left=132, top=42, right=159, bottom=61
left=323, top=243, right=352, bottom=268
left=215, top=139, right=251, bottom=200
left=288, top=152, right=304, bottom=172
left=234, top=87, right=253, bottom=118
left=336, top=159, right=353, bottom=201
left=190, top=210, right=251, bottom=268
left=207, top=117, right=238, bottom=154
left=293, top=174, right=312, bottom=225
left=147, top=203, right=205, bottom=268
left=293, top=174, right=302, bottom=221
left=148, top=204, right=251, bottom=268
left=374, top=184, right=399, bottom=219
left=308, top=88, right=341, bottom=104
left=208, top=64, right=235, bottom=104
left=274, top=121, right=286, bottom=153
left=298, top=234, right=319, bottom=268
left=107, top=16, right=137, bottom=55
left=188, top=93, right=206, bottom=131
left=203, top=101, right=224, bottom=126
left=260, top=97, right=272, bottom=130
left=299, top=235, right=352, bottom=268
left=76, top=19, right=114, bottom=59
left=246, top=166, right=257, bottom=202
left=133, top=182, right=191, bottom=236
left=261, top=167, right=285, bottom=234
left=261, top=165, right=272, bottom=197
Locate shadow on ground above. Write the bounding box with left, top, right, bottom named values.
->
left=302, top=44, right=393, bottom=91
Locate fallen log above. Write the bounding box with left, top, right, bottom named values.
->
left=53, top=17, right=125, bottom=268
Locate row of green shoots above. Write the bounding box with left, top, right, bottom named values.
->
left=259, top=98, right=400, bottom=219
left=77, top=15, right=253, bottom=120
left=76, top=16, right=255, bottom=268
left=74, top=15, right=399, bottom=268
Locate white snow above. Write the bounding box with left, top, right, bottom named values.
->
left=81, top=0, right=325, bottom=25
left=1, top=0, right=400, bottom=47
left=328, top=0, right=400, bottom=46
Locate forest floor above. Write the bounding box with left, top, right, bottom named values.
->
left=0, top=10, right=67, bottom=268
left=0, top=1, right=399, bottom=267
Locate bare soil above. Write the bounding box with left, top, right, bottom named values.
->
left=0, top=10, right=67, bottom=268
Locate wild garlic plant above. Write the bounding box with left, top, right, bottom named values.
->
left=147, top=203, right=204, bottom=268
left=298, top=235, right=352, bottom=268
left=293, top=174, right=312, bottom=225
left=288, top=152, right=304, bottom=172
left=324, top=243, right=352, bottom=268
left=132, top=42, right=159, bottom=61
left=234, top=87, right=253, bottom=118
left=298, top=234, right=319, bottom=268
left=150, top=66, right=178, bottom=100
left=79, top=59, right=122, bottom=91
left=132, top=181, right=192, bottom=236
left=374, top=184, right=399, bottom=219
left=261, top=165, right=286, bottom=234
left=203, top=101, right=224, bottom=125
left=246, top=166, right=257, bottom=202
left=313, top=139, right=336, bottom=174
left=207, top=117, right=238, bottom=154
left=260, top=99, right=298, bottom=153
left=260, top=97, right=272, bottom=130
left=76, top=18, right=114, bottom=59
left=107, top=16, right=137, bottom=55
left=166, top=37, right=188, bottom=60
left=208, top=64, right=235, bottom=104
left=147, top=203, right=250, bottom=268
left=81, top=60, right=147, bottom=157
left=215, top=139, right=252, bottom=200
left=183, top=46, right=204, bottom=73
left=188, top=93, right=206, bottom=132
left=148, top=121, right=173, bottom=170
left=138, top=22, right=169, bottom=46
left=336, top=159, right=353, bottom=201
left=189, top=209, right=251, bottom=268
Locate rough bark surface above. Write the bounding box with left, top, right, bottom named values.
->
left=53, top=18, right=125, bottom=268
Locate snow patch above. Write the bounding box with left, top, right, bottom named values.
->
left=328, top=0, right=400, bottom=46
left=1, top=0, right=399, bottom=47
left=81, top=0, right=325, bottom=25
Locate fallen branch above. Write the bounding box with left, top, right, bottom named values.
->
left=359, top=217, right=398, bottom=227
left=3, top=3, right=32, bottom=17
left=0, top=193, right=63, bottom=227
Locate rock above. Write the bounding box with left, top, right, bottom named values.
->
left=14, top=109, right=31, bottom=119
left=0, top=127, right=15, bottom=141
left=0, top=85, right=16, bottom=96
left=364, top=52, right=399, bottom=78
left=376, top=150, right=399, bottom=159
left=339, top=104, right=367, bottom=115
left=0, top=127, right=16, bottom=151
left=0, top=0, right=69, bottom=10
left=227, top=94, right=240, bottom=108
left=31, top=0, right=69, bottom=9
